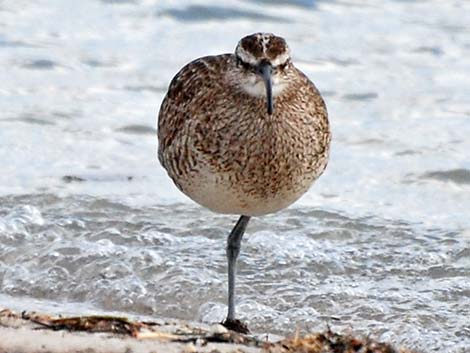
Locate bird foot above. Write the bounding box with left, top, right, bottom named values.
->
left=221, top=318, right=250, bottom=334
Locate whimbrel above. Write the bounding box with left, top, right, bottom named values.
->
left=158, top=33, right=331, bottom=332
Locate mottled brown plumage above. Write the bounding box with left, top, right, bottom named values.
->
left=157, top=33, right=331, bottom=329
left=158, top=34, right=330, bottom=216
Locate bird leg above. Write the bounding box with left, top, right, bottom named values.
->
left=223, top=215, right=250, bottom=333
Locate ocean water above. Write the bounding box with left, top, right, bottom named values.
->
left=1, top=0, right=470, bottom=351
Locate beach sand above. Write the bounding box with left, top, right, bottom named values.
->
left=0, top=306, right=414, bottom=353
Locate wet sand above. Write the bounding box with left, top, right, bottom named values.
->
left=0, top=306, right=413, bottom=353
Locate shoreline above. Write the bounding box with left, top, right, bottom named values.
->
left=0, top=306, right=414, bottom=353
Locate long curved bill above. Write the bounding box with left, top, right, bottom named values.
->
left=259, top=62, right=274, bottom=115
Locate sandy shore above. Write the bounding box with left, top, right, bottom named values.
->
left=0, top=307, right=414, bottom=353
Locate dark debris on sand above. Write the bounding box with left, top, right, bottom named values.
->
left=21, top=311, right=144, bottom=336
left=264, top=329, right=416, bottom=353
left=221, top=318, right=250, bottom=334
left=0, top=308, right=416, bottom=353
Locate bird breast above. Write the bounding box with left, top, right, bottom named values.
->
left=173, top=108, right=329, bottom=216
left=158, top=55, right=330, bottom=216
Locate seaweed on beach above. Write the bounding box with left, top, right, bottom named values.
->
left=17, top=310, right=257, bottom=345
left=21, top=311, right=145, bottom=336
left=1, top=309, right=415, bottom=352
left=264, top=329, right=415, bottom=353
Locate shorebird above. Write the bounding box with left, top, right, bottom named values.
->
left=157, top=33, right=331, bottom=332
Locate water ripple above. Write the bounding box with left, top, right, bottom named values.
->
left=159, top=5, right=290, bottom=23
left=420, top=169, right=470, bottom=185
left=0, top=194, right=468, bottom=350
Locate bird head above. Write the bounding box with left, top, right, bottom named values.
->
left=234, top=33, right=292, bottom=115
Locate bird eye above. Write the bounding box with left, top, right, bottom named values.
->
left=236, top=56, right=254, bottom=71
left=278, top=60, right=289, bottom=70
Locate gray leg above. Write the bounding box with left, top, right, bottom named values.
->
left=226, top=215, right=250, bottom=321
